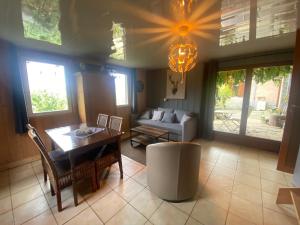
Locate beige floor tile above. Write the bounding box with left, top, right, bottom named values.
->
left=81, top=183, right=112, bottom=206
left=11, top=184, right=43, bottom=208
left=191, top=199, right=227, bottom=225
left=206, top=174, right=234, bottom=193
left=0, top=185, right=10, bottom=200
left=45, top=187, right=74, bottom=208
left=132, top=168, right=148, bottom=186
left=171, top=198, right=197, bottom=215
left=260, top=168, right=287, bottom=185
left=114, top=178, right=145, bottom=201
left=123, top=162, right=145, bottom=177
left=226, top=213, right=256, bottom=225
left=261, top=179, right=287, bottom=195
left=130, top=188, right=162, bottom=218
left=145, top=221, right=153, bottom=225
left=33, top=164, right=44, bottom=175
left=0, top=196, right=12, bottom=214
left=263, top=208, right=298, bottom=225
left=150, top=202, right=189, bottom=225
left=185, top=217, right=204, bottom=225
left=92, top=191, right=127, bottom=223
left=238, top=158, right=260, bottom=167
left=13, top=196, right=49, bottom=225
left=9, top=167, right=35, bottom=183
left=200, top=187, right=231, bottom=210
left=232, top=183, right=262, bottom=205
left=31, top=160, right=42, bottom=167
left=210, top=166, right=235, bottom=179
left=234, top=172, right=261, bottom=189
left=23, top=209, right=57, bottom=225
left=229, top=195, right=263, bottom=225
left=64, top=208, right=103, bottom=225
left=217, top=157, right=237, bottom=170
left=236, top=163, right=260, bottom=177
left=10, top=176, right=39, bottom=194
left=51, top=196, right=88, bottom=225
left=0, top=210, right=14, bottom=225
left=101, top=169, right=129, bottom=189
left=262, top=191, right=296, bottom=218
left=106, top=204, right=147, bottom=225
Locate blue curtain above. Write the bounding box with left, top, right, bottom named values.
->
left=9, top=44, right=28, bottom=133
left=105, top=64, right=137, bottom=113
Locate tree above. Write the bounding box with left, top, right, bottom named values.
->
left=31, top=90, right=68, bottom=113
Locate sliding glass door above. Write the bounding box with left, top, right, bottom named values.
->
left=213, top=65, right=293, bottom=142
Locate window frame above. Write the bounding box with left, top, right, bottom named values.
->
left=20, top=53, right=73, bottom=117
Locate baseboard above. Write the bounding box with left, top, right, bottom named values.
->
left=0, top=155, right=41, bottom=172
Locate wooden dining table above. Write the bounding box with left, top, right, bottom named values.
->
left=45, top=124, right=123, bottom=168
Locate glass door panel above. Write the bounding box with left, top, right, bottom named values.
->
left=213, top=70, right=246, bottom=134
left=246, top=66, right=292, bottom=141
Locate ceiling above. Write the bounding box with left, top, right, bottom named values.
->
left=0, top=0, right=298, bottom=68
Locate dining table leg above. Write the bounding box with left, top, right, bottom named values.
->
left=117, top=137, right=123, bottom=179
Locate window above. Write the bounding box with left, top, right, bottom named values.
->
left=110, top=22, right=126, bottom=60
left=219, top=0, right=298, bottom=46
left=112, top=73, right=129, bottom=106
left=24, top=61, right=70, bottom=115
left=213, top=65, right=293, bottom=142
left=219, top=0, right=250, bottom=46
left=21, top=0, right=62, bottom=45
left=256, top=0, right=298, bottom=39
left=214, top=70, right=246, bottom=133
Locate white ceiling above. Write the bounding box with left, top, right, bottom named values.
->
left=0, top=0, right=298, bottom=68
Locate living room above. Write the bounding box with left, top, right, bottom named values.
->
left=0, top=0, right=300, bottom=225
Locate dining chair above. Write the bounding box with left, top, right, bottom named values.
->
left=94, top=116, right=123, bottom=188
left=97, top=114, right=109, bottom=127
left=27, top=124, right=97, bottom=212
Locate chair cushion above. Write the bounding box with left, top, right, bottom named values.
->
left=49, top=150, right=69, bottom=162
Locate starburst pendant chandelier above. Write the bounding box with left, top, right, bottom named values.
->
left=168, top=0, right=198, bottom=81
left=168, top=40, right=198, bottom=81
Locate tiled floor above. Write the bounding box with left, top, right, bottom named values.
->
left=0, top=140, right=298, bottom=225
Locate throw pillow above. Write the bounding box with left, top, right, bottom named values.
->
left=152, top=110, right=164, bottom=121
left=140, top=110, right=152, bottom=119
left=180, top=114, right=192, bottom=125
left=161, top=112, right=175, bottom=123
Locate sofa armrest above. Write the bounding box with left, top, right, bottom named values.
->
left=182, top=117, right=197, bottom=141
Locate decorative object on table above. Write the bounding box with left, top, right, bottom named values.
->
left=147, top=142, right=201, bottom=201
left=166, top=70, right=186, bottom=99
left=64, top=124, right=105, bottom=139
left=27, top=124, right=97, bottom=212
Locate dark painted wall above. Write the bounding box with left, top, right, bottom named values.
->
left=146, top=63, right=204, bottom=136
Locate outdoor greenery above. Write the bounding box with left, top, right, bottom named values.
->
left=31, top=90, right=68, bottom=113
left=110, top=22, right=125, bottom=60
left=22, top=0, right=62, bottom=45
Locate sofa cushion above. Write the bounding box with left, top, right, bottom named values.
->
left=174, top=110, right=192, bottom=123
left=158, top=107, right=174, bottom=113
left=161, top=112, right=175, bottom=123
left=140, top=109, right=152, bottom=119
left=137, top=119, right=182, bottom=135
left=152, top=110, right=164, bottom=121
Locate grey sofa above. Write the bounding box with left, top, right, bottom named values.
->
left=147, top=142, right=201, bottom=201
left=136, top=107, right=197, bottom=141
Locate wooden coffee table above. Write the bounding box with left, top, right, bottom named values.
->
left=130, top=125, right=170, bottom=147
